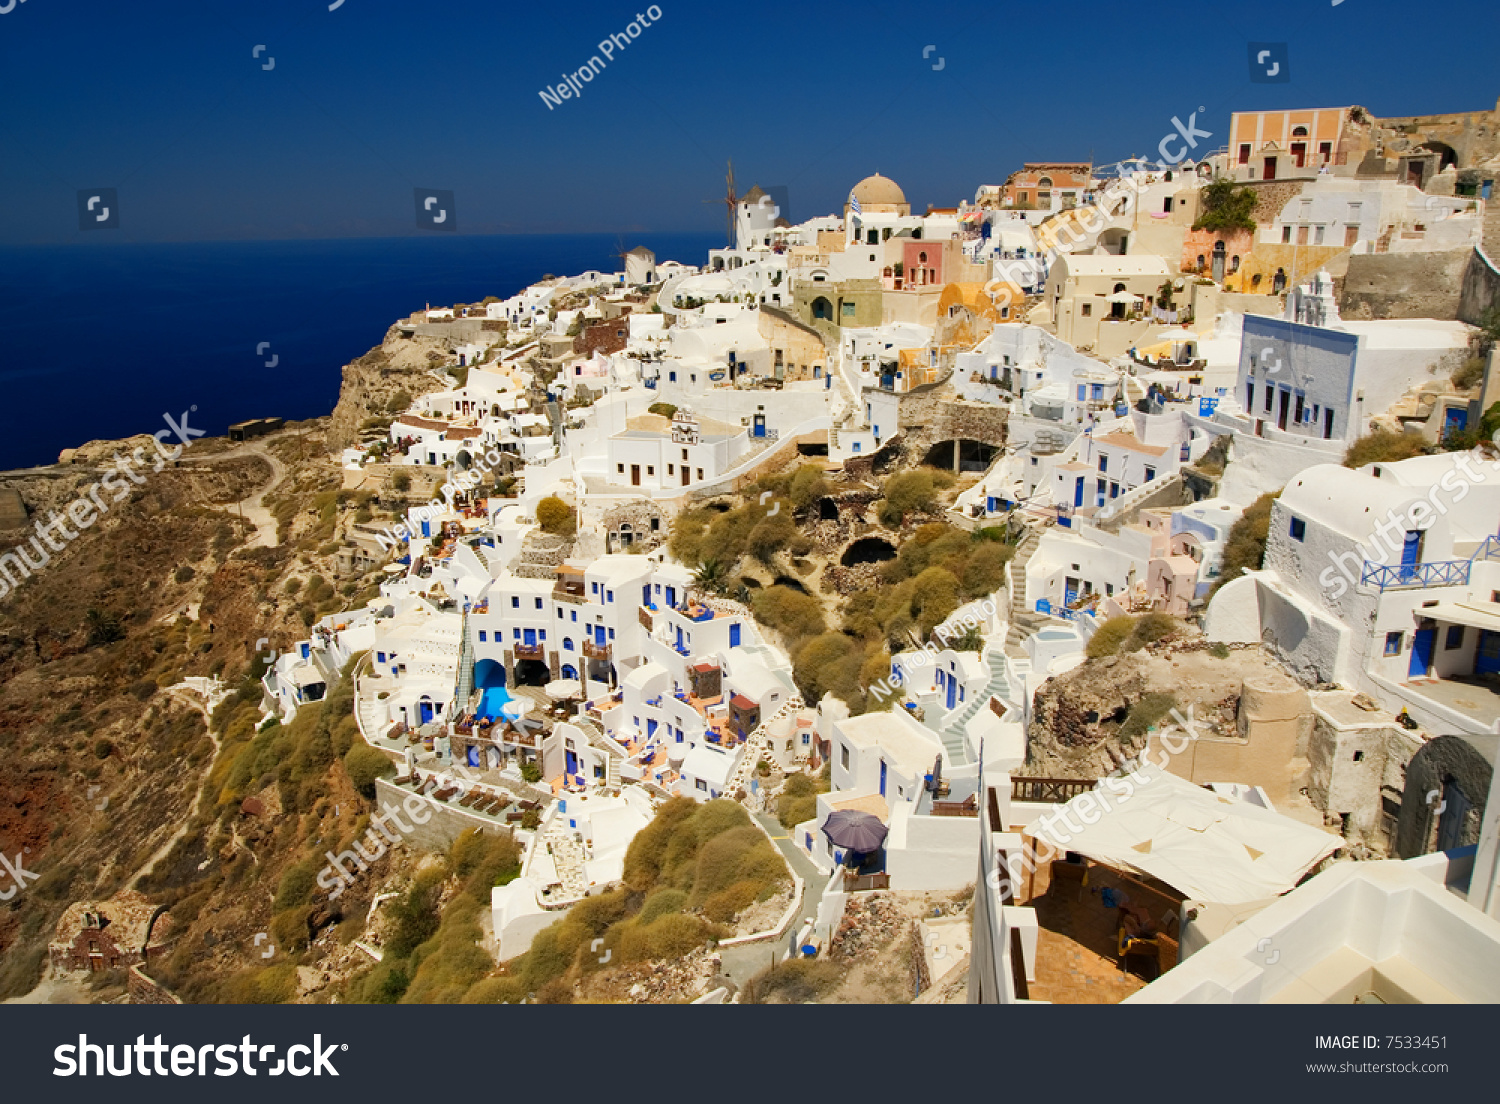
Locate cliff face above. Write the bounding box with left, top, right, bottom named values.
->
left=326, top=324, right=461, bottom=452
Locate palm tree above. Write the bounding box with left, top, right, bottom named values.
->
left=694, top=558, right=729, bottom=595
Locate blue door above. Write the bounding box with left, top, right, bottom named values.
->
left=1445, top=407, right=1469, bottom=439
left=1400, top=531, right=1421, bottom=583
left=1477, top=631, right=1500, bottom=675
left=643, top=584, right=651, bottom=606
left=419, top=700, right=434, bottom=725
left=946, top=675, right=957, bottom=711
left=675, top=626, right=684, bottom=650
left=1064, top=578, right=1079, bottom=606
left=565, top=750, right=577, bottom=776
left=467, top=746, right=479, bottom=767
left=753, top=414, right=766, bottom=438
left=1409, top=627, right=1435, bottom=678
left=729, top=623, right=741, bottom=647
left=523, top=628, right=536, bottom=646
left=1074, top=476, right=1084, bottom=508
left=665, top=586, right=676, bottom=608
left=879, top=760, right=887, bottom=797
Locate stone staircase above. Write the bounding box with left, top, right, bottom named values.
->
left=541, top=819, right=589, bottom=901
left=937, top=646, right=1011, bottom=766
left=453, top=610, right=475, bottom=713
left=1003, top=527, right=1051, bottom=657
left=727, top=696, right=803, bottom=799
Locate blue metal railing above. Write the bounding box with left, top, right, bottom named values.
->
left=1361, top=535, right=1500, bottom=591
left=1361, top=559, right=1470, bottom=591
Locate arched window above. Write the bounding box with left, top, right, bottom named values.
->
left=563, top=637, right=574, bottom=651
left=1037, top=176, right=1053, bottom=188
left=1196, top=255, right=1205, bottom=268
left=1113, top=282, right=1127, bottom=293
left=918, top=251, right=928, bottom=264
left=1251, top=273, right=1263, bottom=289
left=1291, top=125, right=1308, bottom=137
left=811, top=297, right=833, bottom=321
left=1230, top=255, right=1240, bottom=274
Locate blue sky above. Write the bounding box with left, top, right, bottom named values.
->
left=0, top=0, right=1495, bottom=244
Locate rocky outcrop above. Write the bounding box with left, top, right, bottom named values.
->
left=326, top=326, right=460, bottom=452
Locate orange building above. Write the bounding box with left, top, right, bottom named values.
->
left=1000, top=163, right=1092, bottom=210
left=1227, top=108, right=1358, bottom=181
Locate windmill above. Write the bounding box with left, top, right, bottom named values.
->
left=702, top=160, right=738, bottom=247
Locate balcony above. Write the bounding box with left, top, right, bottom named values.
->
left=1361, top=559, right=1470, bottom=592
left=582, top=639, right=612, bottom=661
left=1011, top=777, right=1097, bottom=804
left=553, top=581, right=587, bottom=606
left=514, top=642, right=545, bottom=660
left=638, top=606, right=654, bottom=631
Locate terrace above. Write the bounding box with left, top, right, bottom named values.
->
left=1018, top=855, right=1184, bottom=1003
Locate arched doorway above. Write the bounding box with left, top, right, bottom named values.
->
left=514, top=659, right=549, bottom=686
left=475, top=658, right=506, bottom=688
left=811, top=297, right=833, bottom=321
left=1211, top=240, right=1226, bottom=283
left=560, top=664, right=578, bottom=681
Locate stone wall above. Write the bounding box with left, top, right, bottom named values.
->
left=1393, top=734, right=1492, bottom=860
left=128, top=965, right=182, bottom=1005
left=374, top=777, right=518, bottom=853
left=1339, top=249, right=1472, bottom=320
left=1459, top=246, right=1499, bottom=327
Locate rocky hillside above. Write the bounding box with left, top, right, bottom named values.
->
left=326, top=323, right=472, bottom=453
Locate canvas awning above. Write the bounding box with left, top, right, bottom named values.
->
left=1421, top=600, right=1500, bottom=633
left=1029, top=768, right=1340, bottom=905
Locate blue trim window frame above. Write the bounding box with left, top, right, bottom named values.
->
left=1289, top=517, right=1306, bottom=542
left=1384, top=631, right=1404, bottom=657
left=478, top=631, right=487, bottom=642
left=1446, top=625, right=1465, bottom=649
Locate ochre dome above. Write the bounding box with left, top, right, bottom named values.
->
left=849, top=173, right=907, bottom=207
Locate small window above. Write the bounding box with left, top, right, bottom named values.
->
left=511, top=596, right=520, bottom=609
left=1289, top=517, right=1306, bottom=541
left=477, top=631, right=487, bottom=642
left=1352, top=750, right=1364, bottom=762
left=1081, top=303, right=1092, bottom=317
left=1144, top=466, right=1155, bottom=481
left=1384, top=631, right=1403, bottom=657
left=1446, top=625, right=1465, bottom=649
left=840, top=744, right=850, bottom=770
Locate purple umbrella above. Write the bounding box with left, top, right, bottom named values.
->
left=821, top=809, right=888, bottom=854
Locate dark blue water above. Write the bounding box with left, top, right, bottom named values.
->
left=0, top=232, right=720, bottom=470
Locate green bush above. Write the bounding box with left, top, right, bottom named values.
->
left=1344, top=429, right=1428, bottom=468
left=877, top=470, right=939, bottom=527
left=648, top=402, right=678, bottom=419
left=536, top=496, right=574, bottom=534
left=1212, top=492, right=1278, bottom=594
left=1127, top=612, right=1180, bottom=651
left=1087, top=616, right=1136, bottom=659
left=343, top=743, right=395, bottom=798
left=1119, top=692, right=1179, bottom=741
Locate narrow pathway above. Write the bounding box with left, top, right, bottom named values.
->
left=715, top=813, right=830, bottom=988
left=127, top=685, right=226, bottom=890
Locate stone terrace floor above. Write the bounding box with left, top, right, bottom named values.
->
left=1020, top=859, right=1185, bottom=1004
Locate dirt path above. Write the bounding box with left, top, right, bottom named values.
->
left=204, top=437, right=289, bottom=549
left=127, top=687, right=225, bottom=890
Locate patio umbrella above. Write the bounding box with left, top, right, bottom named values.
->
left=821, top=810, right=888, bottom=854
left=545, top=678, right=582, bottom=700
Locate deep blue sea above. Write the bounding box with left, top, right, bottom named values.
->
left=0, top=232, right=721, bottom=470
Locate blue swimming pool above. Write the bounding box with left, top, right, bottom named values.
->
left=477, top=685, right=514, bottom=722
